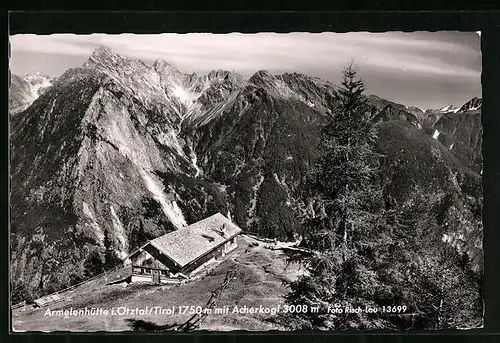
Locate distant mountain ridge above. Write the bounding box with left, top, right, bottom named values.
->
left=9, top=72, right=55, bottom=114
left=9, top=46, right=483, bottom=297
left=367, top=93, right=482, bottom=117
left=437, top=105, right=460, bottom=113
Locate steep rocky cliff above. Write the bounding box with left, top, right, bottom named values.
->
left=431, top=109, right=482, bottom=173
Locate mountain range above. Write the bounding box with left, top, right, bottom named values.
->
left=9, top=72, right=54, bottom=114
left=9, top=46, right=483, bottom=296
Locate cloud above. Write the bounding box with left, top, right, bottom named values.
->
left=9, top=32, right=481, bottom=109
left=10, top=32, right=481, bottom=77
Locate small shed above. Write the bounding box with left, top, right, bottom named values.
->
left=123, top=213, right=242, bottom=284
left=33, top=293, right=63, bottom=308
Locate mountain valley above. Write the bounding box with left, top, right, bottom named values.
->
left=9, top=46, right=483, bottom=303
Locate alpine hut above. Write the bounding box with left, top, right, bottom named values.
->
left=123, top=213, right=242, bottom=284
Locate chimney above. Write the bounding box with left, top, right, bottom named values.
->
left=219, top=224, right=227, bottom=237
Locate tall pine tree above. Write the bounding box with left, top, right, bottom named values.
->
left=103, top=228, right=122, bottom=270
left=285, top=62, right=387, bottom=329
left=284, top=63, right=483, bottom=330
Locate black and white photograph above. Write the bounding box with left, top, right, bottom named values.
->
left=9, top=31, right=483, bottom=331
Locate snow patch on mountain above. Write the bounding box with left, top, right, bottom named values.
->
left=9, top=72, right=54, bottom=113
left=139, top=169, right=187, bottom=229
left=47, top=99, right=57, bottom=115
left=458, top=97, right=482, bottom=112
left=82, top=201, right=96, bottom=221
left=190, top=151, right=202, bottom=178
left=432, top=129, right=440, bottom=140
left=24, top=72, right=53, bottom=99
left=172, top=84, right=202, bottom=103
left=81, top=201, right=104, bottom=243
left=438, top=105, right=459, bottom=113
left=110, top=205, right=127, bottom=257
left=171, top=83, right=209, bottom=117
left=107, top=116, right=154, bottom=167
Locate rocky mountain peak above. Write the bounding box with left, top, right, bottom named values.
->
left=407, top=106, right=423, bottom=114
left=459, top=97, right=482, bottom=112
left=83, top=45, right=149, bottom=73
left=88, top=45, right=118, bottom=61
left=152, top=59, right=170, bottom=68
left=153, top=59, right=180, bottom=75
left=84, top=46, right=123, bottom=73
left=248, top=70, right=297, bottom=99
left=249, top=70, right=273, bottom=84
left=438, top=105, right=460, bottom=114
left=208, top=69, right=228, bottom=79
left=207, top=69, right=243, bottom=83
left=278, top=72, right=317, bottom=83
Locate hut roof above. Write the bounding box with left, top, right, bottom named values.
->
left=148, top=213, right=242, bottom=267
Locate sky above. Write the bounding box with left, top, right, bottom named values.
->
left=9, top=32, right=481, bottom=110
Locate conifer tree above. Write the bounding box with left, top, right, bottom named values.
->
left=83, top=249, right=104, bottom=278
left=285, top=62, right=387, bottom=329
left=284, top=63, right=483, bottom=330
left=103, top=228, right=122, bottom=270
left=11, top=281, right=34, bottom=304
